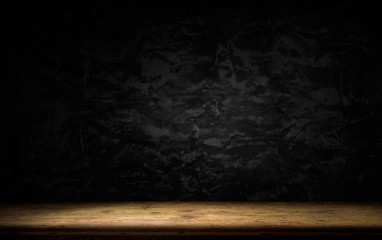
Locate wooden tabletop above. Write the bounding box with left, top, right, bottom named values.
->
left=0, top=202, right=382, bottom=238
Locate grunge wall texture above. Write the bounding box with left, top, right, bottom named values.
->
left=2, top=0, right=382, bottom=201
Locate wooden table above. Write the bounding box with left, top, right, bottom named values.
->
left=0, top=202, right=381, bottom=239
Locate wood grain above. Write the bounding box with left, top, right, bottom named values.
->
left=0, top=202, right=381, bottom=238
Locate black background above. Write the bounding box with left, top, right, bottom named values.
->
left=1, top=0, right=382, bottom=201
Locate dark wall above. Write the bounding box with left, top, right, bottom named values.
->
left=2, top=0, right=382, bottom=201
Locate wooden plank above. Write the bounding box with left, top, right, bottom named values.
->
left=0, top=202, right=381, bottom=238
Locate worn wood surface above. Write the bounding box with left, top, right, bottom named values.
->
left=0, top=202, right=381, bottom=238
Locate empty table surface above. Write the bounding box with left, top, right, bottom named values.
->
left=0, top=202, right=382, bottom=238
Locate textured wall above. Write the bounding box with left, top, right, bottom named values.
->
left=2, top=0, right=382, bottom=201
